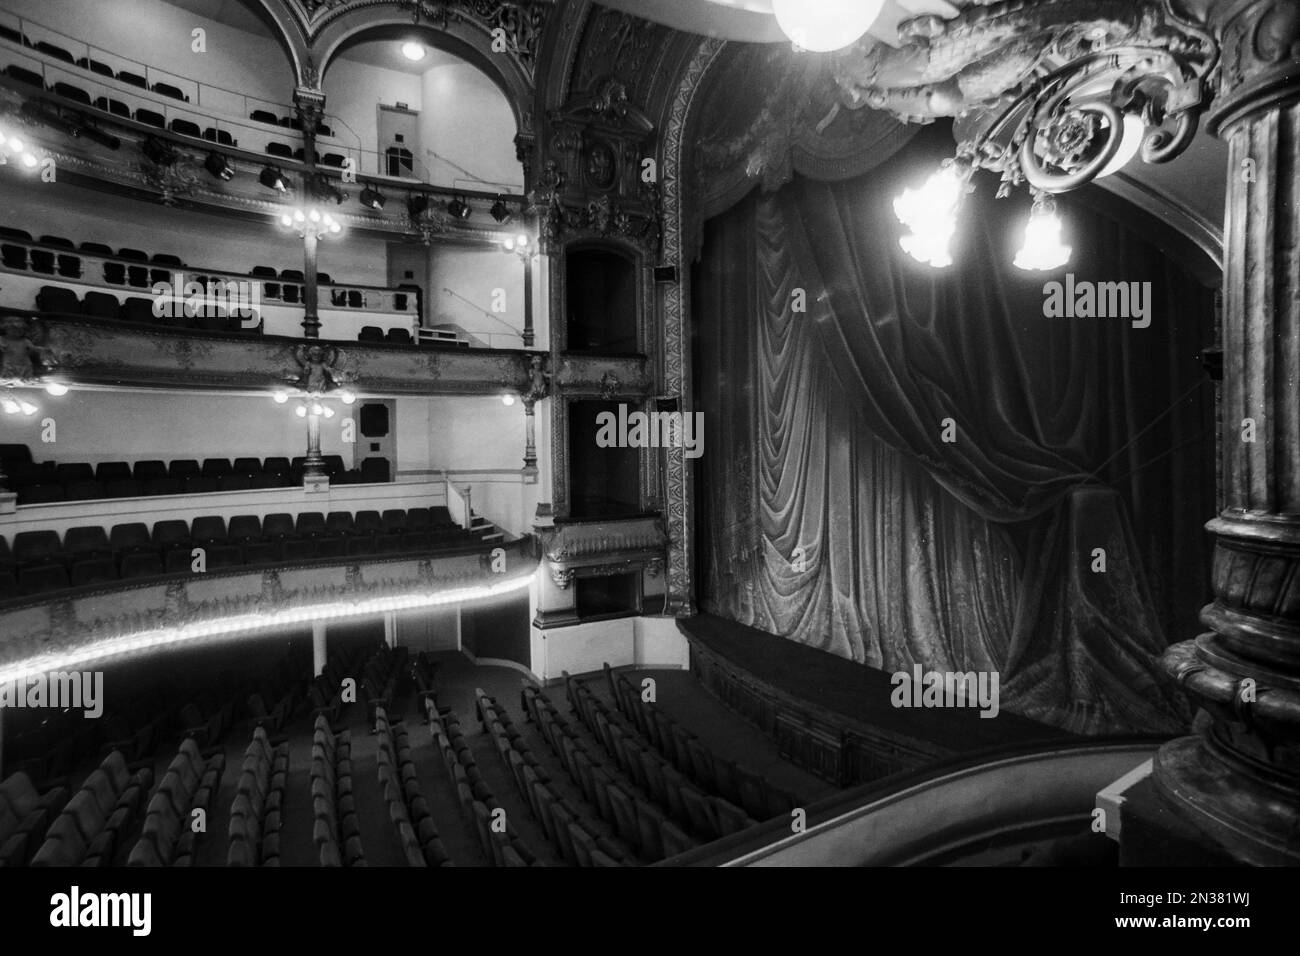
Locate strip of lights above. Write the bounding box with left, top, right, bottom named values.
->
left=0, top=569, right=535, bottom=686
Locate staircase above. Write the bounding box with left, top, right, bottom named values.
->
left=470, top=510, right=505, bottom=543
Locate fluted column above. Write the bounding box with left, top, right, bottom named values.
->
left=1152, top=0, right=1300, bottom=865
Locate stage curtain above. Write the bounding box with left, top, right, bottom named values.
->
left=693, top=129, right=1215, bottom=735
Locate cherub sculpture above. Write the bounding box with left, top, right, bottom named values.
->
left=290, top=343, right=339, bottom=395
left=525, top=354, right=551, bottom=402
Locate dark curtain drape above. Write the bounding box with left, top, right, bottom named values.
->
left=693, top=128, right=1215, bottom=735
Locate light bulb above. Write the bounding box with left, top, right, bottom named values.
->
left=18, top=401, right=37, bottom=416
left=44, top=382, right=68, bottom=396
left=517, top=234, right=529, bottom=248
left=502, top=394, right=516, bottom=406
left=273, top=390, right=289, bottom=404
left=329, top=222, right=341, bottom=234
left=772, top=0, right=884, bottom=52
left=9, top=136, right=23, bottom=151
left=311, top=403, right=324, bottom=416
left=1014, top=198, right=1072, bottom=272
left=308, top=209, right=321, bottom=223
left=1097, top=112, right=1146, bottom=178
left=894, top=162, right=968, bottom=269
left=294, top=209, right=305, bottom=222
left=339, top=390, right=356, bottom=405
left=1, top=398, right=19, bottom=414
left=295, top=405, right=307, bottom=418
left=280, top=214, right=293, bottom=227
left=502, top=237, right=515, bottom=252
left=21, top=152, right=37, bottom=169
left=323, top=406, right=336, bottom=419
left=401, top=41, right=426, bottom=61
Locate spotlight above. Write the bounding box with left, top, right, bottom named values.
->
left=273, top=390, right=289, bottom=404
left=259, top=165, right=289, bottom=192
left=401, top=41, right=427, bottom=61
left=490, top=197, right=512, bottom=224
left=43, top=382, right=68, bottom=396
left=359, top=186, right=386, bottom=211
left=407, top=193, right=429, bottom=218
left=446, top=196, right=471, bottom=220
left=204, top=150, right=234, bottom=181
left=141, top=135, right=177, bottom=166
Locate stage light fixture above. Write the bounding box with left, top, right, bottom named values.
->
left=360, top=186, right=386, bottom=210
left=490, top=197, right=512, bottom=224
left=204, top=150, right=234, bottom=181
left=259, top=165, right=289, bottom=192
left=446, top=195, right=471, bottom=220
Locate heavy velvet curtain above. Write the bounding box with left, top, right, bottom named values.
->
left=693, top=128, right=1216, bottom=735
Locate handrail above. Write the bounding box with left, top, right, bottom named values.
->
left=445, top=479, right=473, bottom=530
left=659, top=735, right=1167, bottom=867
left=0, top=7, right=349, bottom=135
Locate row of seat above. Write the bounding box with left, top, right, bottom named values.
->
left=0, top=226, right=340, bottom=289
left=477, top=689, right=634, bottom=866
left=0, top=770, right=67, bottom=866
left=0, top=30, right=192, bottom=101
left=428, top=700, right=540, bottom=867
left=375, top=706, right=451, bottom=867
left=30, top=751, right=153, bottom=866
left=563, top=675, right=757, bottom=845
left=605, top=665, right=800, bottom=822
left=0, top=506, right=466, bottom=600
left=519, top=685, right=703, bottom=862
left=127, top=738, right=225, bottom=866
left=227, top=726, right=289, bottom=867
left=312, top=715, right=365, bottom=867
left=249, top=107, right=334, bottom=138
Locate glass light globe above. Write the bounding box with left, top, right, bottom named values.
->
left=1014, top=199, right=1072, bottom=271
left=273, top=390, right=289, bottom=404
left=44, top=382, right=68, bottom=396
left=502, top=394, right=516, bottom=406
left=401, top=42, right=426, bottom=62
left=772, top=0, right=884, bottom=52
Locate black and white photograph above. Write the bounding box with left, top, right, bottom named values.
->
left=0, top=0, right=1291, bottom=934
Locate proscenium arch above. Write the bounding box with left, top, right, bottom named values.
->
left=309, top=14, right=534, bottom=140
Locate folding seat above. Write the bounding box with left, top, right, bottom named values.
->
left=13, top=530, right=64, bottom=567
left=151, top=519, right=190, bottom=554
left=660, top=819, right=695, bottom=858
left=204, top=543, right=244, bottom=571
left=261, top=513, right=295, bottom=541
left=266, top=141, right=293, bottom=158
left=385, top=327, right=413, bottom=346
left=199, top=458, right=232, bottom=480
left=35, top=41, right=74, bottom=63
left=4, top=65, right=43, bottom=88
left=605, top=785, right=641, bottom=851
left=182, top=477, right=218, bottom=494
left=94, top=96, right=132, bottom=119
left=133, top=459, right=167, bottom=481
left=135, top=108, right=166, bottom=129
left=712, top=797, right=753, bottom=836
left=732, top=765, right=769, bottom=821
left=35, top=285, right=81, bottom=313
left=93, top=461, right=131, bottom=484
left=204, top=128, right=236, bottom=147
left=685, top=736, right=719, bottom=793
left=0, top=240, right=26, bottom=270
left=678, top=785, right=721, bottom=841
left=154, top=82, right=188, bottom=102
left=633, top=799, right=669, bottom=860
left=657, top=764, right=691, bottom=822
left=161, top=459, right=196, bottom=482
left=232, top=457, right=261, bottom=478
left=250, top=110, right=279, bottom=126
left=63, top=479, right=104, bottom=501
left=64, top=526, right=112, bottom=561
left=295, top=512, right=328, bottom=538
left=281, top=269, right=304, bottom=283
left=79, top=58, right=116, bottom=78
left=358, top=325, right=384, bottom=343
left=144, top=477, right=184, bottom=496
left=51, top=81, right=91, bottom=105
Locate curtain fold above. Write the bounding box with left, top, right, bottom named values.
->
left=693, top=131, right=1214, bottom=735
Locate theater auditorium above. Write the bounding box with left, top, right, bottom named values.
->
left=0, top=0, right=1294, bottom=871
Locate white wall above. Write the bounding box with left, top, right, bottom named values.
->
left=322, top=58, right=422, bottom=161
left=419, top=62, right=522, bottom=191
left=427, top=245, right=526, bottom=347
left=2, top=389, right=350, bottom=466
left=529, top=616, right=690, bottom=682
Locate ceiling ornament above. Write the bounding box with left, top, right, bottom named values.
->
left=832, top=0, right=1219, bottom=196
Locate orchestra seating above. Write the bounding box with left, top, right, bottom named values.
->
left=226, top=726, right=290, bottom=866
left=29, top=751, right=152, bottom=866
left=127, top=738, right=225, bottom=866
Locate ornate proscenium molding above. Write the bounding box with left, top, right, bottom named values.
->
left=538, top=515, right=667, bottom=590
left=833, top=0, right=1219, bottom=194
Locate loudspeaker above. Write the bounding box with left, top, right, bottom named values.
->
left=653, top=265, right=678, bottom=283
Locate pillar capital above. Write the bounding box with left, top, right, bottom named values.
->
left=1206, top=0, right=1300, bottom=134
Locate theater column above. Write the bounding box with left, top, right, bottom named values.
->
left=312, top=621, right=327, bottom=678
left=295, top=87, right=326, bottom=339
left=1147, top=0, right=1300, bottom=865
